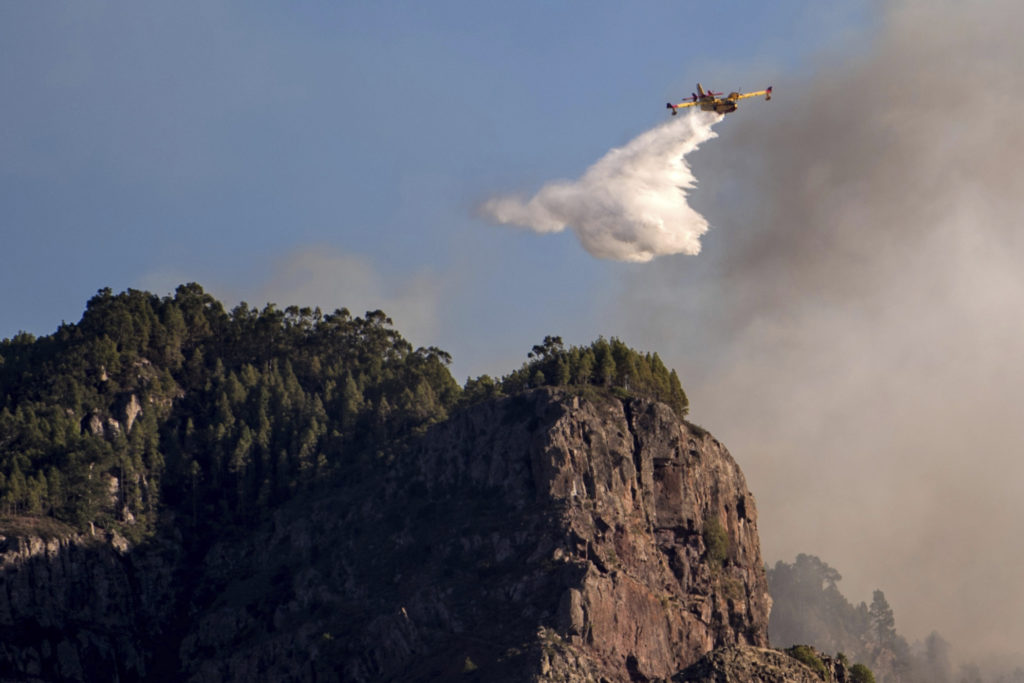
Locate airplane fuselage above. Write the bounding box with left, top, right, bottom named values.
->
left=700, top=100, right=738, bottom=114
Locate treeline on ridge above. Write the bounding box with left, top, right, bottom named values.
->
left=0, top=285, right=690, bottom=542
left=0, top=284, right=459, bottom=539
left=465, top=335, right=689, bottom=418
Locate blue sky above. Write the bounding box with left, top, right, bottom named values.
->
left=1, top=1, right=870, bottom=377
left=16, top=1, right=1024, bottom=663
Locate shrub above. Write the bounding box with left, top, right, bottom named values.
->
left=849, top=663, right=875, bottom=683
left=785, top=645, right=829, bottom=681
left=703, top=516, right=729, bottom=568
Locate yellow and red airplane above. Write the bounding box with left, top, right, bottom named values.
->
left=667, top=83, right=772, bottom=115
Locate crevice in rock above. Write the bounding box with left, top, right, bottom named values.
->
left=626, top=654, right=649, bottom=682
left=620, top=399, right=644, bottom=493
left=588, top=542, right=611, bottom=575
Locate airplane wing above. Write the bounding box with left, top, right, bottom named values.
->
left=666, top=100, right=700, bottom=115
left=733, top=86, right=773, bottom=101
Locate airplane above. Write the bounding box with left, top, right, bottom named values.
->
left=667, top=83, right=773, bottom=115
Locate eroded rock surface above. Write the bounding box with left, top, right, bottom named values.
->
left=673, top=646, right=827, bottom=683
left=0, top=523, right=181, bottom=682
left=177, top=389, right=769, bottom=681
left=0, top=388, right=771, bottom=682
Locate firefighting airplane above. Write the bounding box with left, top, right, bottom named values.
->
left=667, top=83, right=773, bottom=115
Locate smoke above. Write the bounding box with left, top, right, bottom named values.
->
left=138, top=247, right=446, bottom=348
left=482, top=111, right=721, bottom=262
left=256, top=247, right=446, bottom=346
left=615, top=0, right=1024, bottom=668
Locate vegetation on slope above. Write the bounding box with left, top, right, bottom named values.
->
left=0, top=284, right=459, bottom=539
left=465, top=334, right=689, bottom=418
left=769, top=554, right=1024, bottom=683
left=0, top=286, right=691, bottom=543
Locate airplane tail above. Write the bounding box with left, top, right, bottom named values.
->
left=696, top=83, right=705, bottom=97
left=666, top=102, right=678, bottom=116
left=766, top=86, right=773, bottom=100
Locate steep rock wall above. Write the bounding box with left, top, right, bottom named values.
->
left=178, top=389, right=770, bottom=681
left=0, top=388, right=770, bottom=682
left=0, top=524, right=181, bottom=682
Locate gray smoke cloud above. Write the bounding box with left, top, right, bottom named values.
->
left=138, top=247, right=446, bottom=348
left=616, top=0, right=1024, bottom=668
left=482, top=112, right=721, bottom=262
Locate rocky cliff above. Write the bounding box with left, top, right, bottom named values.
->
left=0, top=519, right=182, bottom=681
left=672, top=645, right=857, bottom=683
left=0, top=388, right=771, bottom=682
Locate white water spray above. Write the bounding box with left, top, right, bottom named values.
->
left=482, top=111, right=722, bottom=262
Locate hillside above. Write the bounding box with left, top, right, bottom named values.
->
left=0, top=286, right=689, bottom=541
left=0, top=285, right=814, bottom=681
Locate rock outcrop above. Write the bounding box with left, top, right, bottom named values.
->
left=0, top=388, right=771, bottom=681
left=673, top=646, right=829, bottom=683
left=0, top=520, right=182, bottom=682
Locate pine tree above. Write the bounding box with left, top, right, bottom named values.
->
left=869, top=590, right=896, bottom=649
left=594, top=339, right=616, bottom=386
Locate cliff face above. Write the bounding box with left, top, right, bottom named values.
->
left=0, top=388, right=770, bottom=682
left=0, top=522, right=182, bottom=682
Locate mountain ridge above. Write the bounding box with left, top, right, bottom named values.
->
left=0, top=285, right=828, bottom=681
